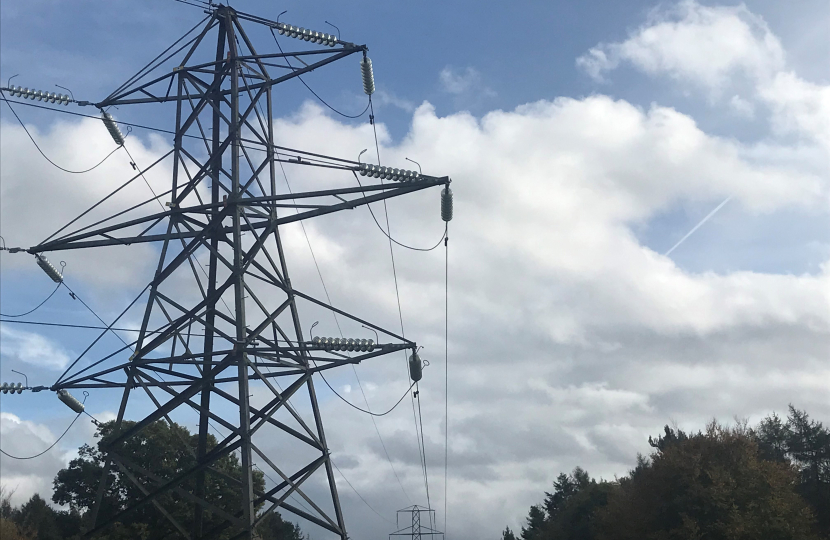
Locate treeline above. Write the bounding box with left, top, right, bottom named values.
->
left=504, top=406, right=830, bottom=540
left=1, top=420, right=305, bottom=539
left=0, top=492, right=303, bottom=540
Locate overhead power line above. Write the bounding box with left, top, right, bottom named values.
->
left=0, top=92, right=120, bottom=173
left=0, top=9, right=453, bottom=538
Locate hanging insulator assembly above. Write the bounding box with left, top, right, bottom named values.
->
left=409, top=352, right=423, bottom=382
left=35, top=254, right=63, bottom=283
left=101, top=111, right=126, bottom=146
left=360, top=56, right=375, bottom=96
left=4, top=85, right=73, bottom=105
left=57, top=389, right=85, bottom=413
left=441, top=185, right=454, bottom=222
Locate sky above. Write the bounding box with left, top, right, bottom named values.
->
left=0, top=1, right=828, bottom=539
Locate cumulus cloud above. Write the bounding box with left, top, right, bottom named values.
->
left=0, top=116, right=170, bottom=290
left=576, top=0, right=785, bottom=89
left=0, top=413, right=72, bottom=506
left=0, top=3, right=828, bottom=538
left=2, top=94, right=828, bottom=540
left=575, top=0, right=830, bottom=147
left=0, top=326, right=71, bottom=369
left=439, top=66, right=496, bottom=98
left=248, top=96, right=826, bottom=539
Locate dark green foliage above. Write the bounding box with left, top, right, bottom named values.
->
left=255, top=510, right=304, bottom=540
left=3, top=494, right=81, bottom=540
left=507, top=408, right=830, bottom=540
left=1, top=419, right=305, bottom=539
left=646, top=424, right=689, bottom=452
left=52, top=419, right=274, bottom=539
left=520, top=505, right=546, bottom=540
left=502, top=526, right=517, bottom=540
left=599, top=421, right=816, bottom=540
left=756, top=412, right=789, bottom=462
left=517, top=468, right=612, bottom=540
left=781, top=406, right=830, bottom=536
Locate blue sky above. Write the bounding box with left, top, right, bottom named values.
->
left=1, top=1, right=828, bottom=539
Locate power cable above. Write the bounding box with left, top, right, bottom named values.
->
left=253, top=464, right=316, bottom=518
left=249, top=78, right=415, bottom=504
left=353, top=171, right=447, bottom=252
left=270, top=29, right=371, bottom=119
left=315, top=372, right=415, bottom=417
left=60, top=281, right=133, bottom=351
left=259, top=374, right=395, bottom=525
left=369, top=96, right=435, bottom=514
left=122, top=147, right=235, bottom=318
left=0, top=92, right=120, bottom=174
left=0, top=392, right=88, bottom=460
left=416, top=389, right=434, bottom=531
left=121, top=144, right=166, bottom=211
left=331, top=459, right=395, bottom=525
left=0, top=282, right=61, bottom=317
left=0, top=97, right=358, bottom=169
left=444, top=230, right=449, bottom=537
left=0, top=318, right=194, bottom=334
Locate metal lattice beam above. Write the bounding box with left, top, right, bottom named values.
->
left=24, top=6, right=449, bottom=539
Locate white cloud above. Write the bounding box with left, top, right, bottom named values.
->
left=0, top=326, right=71, bottom=369
left=0, top=4, right=828, bottom=537
left=439, top=66, right=495, bottom=98
left=1, top=92, right=828, bottom=540
left=760, top=71, right=830, bottom=145
left=0, top=117, right=169, bottom=290
left=260, top=94, right=827, bottom=538
left=729, top=94, right=755, bottom=117
left=0, top=413, right=71, bottom=506
left=576, top=0, right=785, bottom=90
left=575, top=0, right=830, bottom=148
left=374, top=89, right=416, bottom=112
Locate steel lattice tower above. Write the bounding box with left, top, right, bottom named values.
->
left=18, top=5, right=449, bottom=539
left=390, top=505, right=444, bottom=540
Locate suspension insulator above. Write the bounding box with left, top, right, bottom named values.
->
left=358, top=163, right=420, bottom=182
left=35, top=254, right=63, bottom=283
left=101, top=111, right=125, bottom=146
left=409, top=353, right=423, bottom=382
left=1, top=382, right=24, bottom=395
left=360, top=56, right=375, bottom=96
left=57, top=389, right=85, bottom=413
left=313, top=336, right=375, bottom=352
left=276, top=23, right=338, bottom=47
left=5, top=85, right=72, bottom=105
left=441, top=186, right=454, bottom=222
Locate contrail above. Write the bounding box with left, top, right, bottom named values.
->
left=664, top=196, right=732, bottom=256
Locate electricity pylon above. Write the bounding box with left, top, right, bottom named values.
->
left=17, top=5, right=449, bottom=539
left=390, top=505, right=444, bottom=540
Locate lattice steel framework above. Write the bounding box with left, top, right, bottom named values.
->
left=390, top=505, right=444, bottom=540
left=24, top=5, right=449, bottom=539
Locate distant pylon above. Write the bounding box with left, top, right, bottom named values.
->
left=390, top=506, right=443, bottom=540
